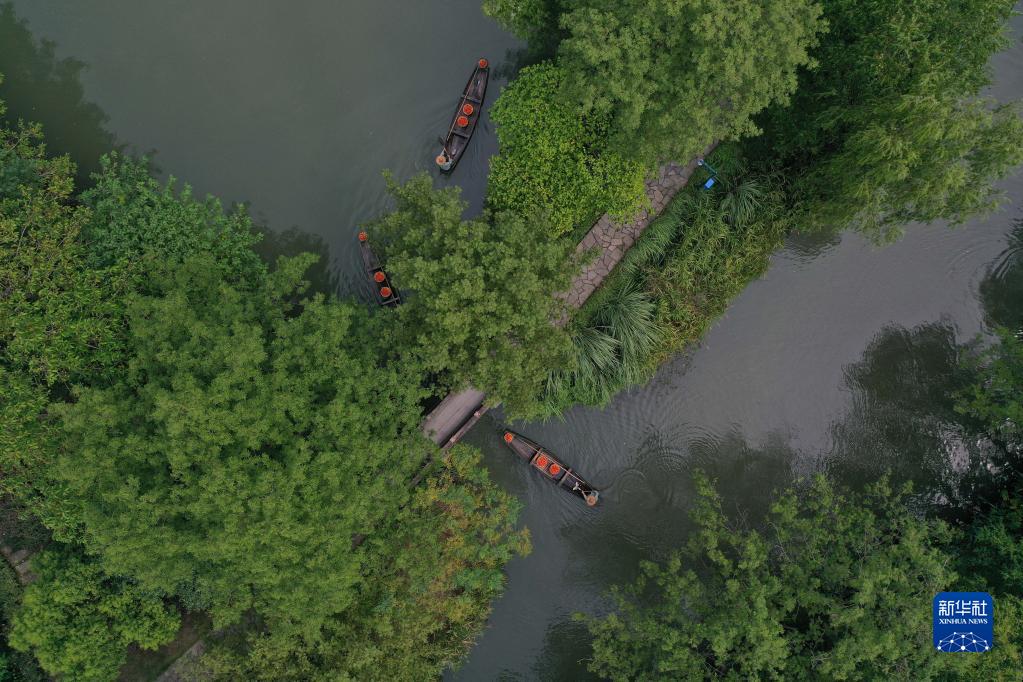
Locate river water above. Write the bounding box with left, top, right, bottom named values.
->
left=2, top=2, right=1021, bottom=680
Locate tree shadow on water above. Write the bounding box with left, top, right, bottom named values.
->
left=0, top=2, right=121, bottom=185
left=252, top=222, right=340, bottom=296
left=530, top=618, right=600, bottom=682
left=825, top=321, right=983, bottom=502
left=979, top=216, right=1023, bottom=331
left=559, top=427, right=799, bottom=591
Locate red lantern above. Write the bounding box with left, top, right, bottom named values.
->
left=457, top=115, right=469, bottom=127
left=462, top=103, right=474, bottom=116
left=380, top=286, right=392, bottom=298
left=549, top=463, right=562, bottom=476
left=373, top=271, right=386, bottom=283
left=504, top=432, right=514, bottom=443
left=358, top=231, right=368, bottom=242
left=536, top=454, right=549, bottom=469
left=478, top=58, right=488, bottom=69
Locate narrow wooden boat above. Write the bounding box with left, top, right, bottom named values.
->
left=502, top=431, right=599, bottom=506
left=435, top=58, right=490, bottom=173
left=357, top=231, right=400, bottom=307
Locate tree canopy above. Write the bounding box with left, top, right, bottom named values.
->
left=81, top=153, right=264, bottom=282
left=1, top=91, right=530, bottom=679
left=754, top=0, right=1023, bottom=239
left=9, top=551, right=179, bottom=682
left=369, top=173, right=576, bottom=417
left=487, top=62, right=646, bottom=236
left=486, top=0, right=826, bottom=166
left=205, top=445, right=529, bottom=681
left=582, top=473, right=1020, bottom=680
left=48, top=254, right=430, bottom=632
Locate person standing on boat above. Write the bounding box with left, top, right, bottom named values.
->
left=435, top=149, right=453, bottom=171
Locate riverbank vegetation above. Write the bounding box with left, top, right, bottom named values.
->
left=478, top=0, right=1023, bottom=414
left=0, top=90, right=528, bottom=679
left=369, top=172, right=576, bottom=415
left=540, top=147, right=789, bottom=414
left=583, top=325, right=1023, bottom=679
left=487, top=62, right=646, bottom=237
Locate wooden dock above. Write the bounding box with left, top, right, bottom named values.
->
left=421, top=386, right=488, bottom=450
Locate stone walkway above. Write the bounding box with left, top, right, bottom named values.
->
left=1, top=545, right=36, bottom=585
left=561, top=156, right=705, bottom=310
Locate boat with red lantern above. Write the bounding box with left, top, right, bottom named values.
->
left=357, top=231, right=400, bottom=307
left=502, top=431, right=599, bottom=506
left=435, top=58, right=489, bottom=173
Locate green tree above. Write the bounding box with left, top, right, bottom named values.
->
left=954, top=329, right=1023, bottom=602
left=482, top=0, right=563, bottom=49
left=582, top=474, right=1013, bottom=680
left=205, top=445, right=530, bottom=681
left=554, top=0, right=825, bottom=165
left=0, top=92, right=129, bottom=534
left=81, top=152, right=264, bottom=282
left=369, top=173, right=575, bottom=417
left=755, top=0, right=1023, bottom=240
left=9, top=551, right=179, bottom=682
left=0, top=93, right=126, bottom=387
left=48, top=253, right=432, bottom=632
left=957, top=329, right=1023, bottom=444
left=487, top=62, right=646, bottom=236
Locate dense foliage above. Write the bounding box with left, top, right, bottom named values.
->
left=954, top=329, right=1023, bottom=600
left=1, top=93, right=528, bottom=679
left=486, top=0, right=1023, bottom=240
left=81, top=153, right=264, bottom=281
left=558, top=0, right=825, bottom=165
left=205, top=445, right=529, bottom=681
left=753, top=0, right=1023, bottom=240
left=0, top=98, right=130, bottom=536
left=958, top=328, right=1023, bottom=443
left=486, top=0, right=825, bottom=166
left=49, top=253, right=431, bottom=631
left=0, top=562, right=44, bottom=682
left=487, top=63, right=646, bottom=236
left=583, top=473, right=1021, bottom=680
left=9, top=551, right=179, bottom=682
left=370, top=172, right=575, bottom=417
left=540, top=147, right=787, bottom=414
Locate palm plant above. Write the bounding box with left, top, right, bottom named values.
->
left=719, top=176, right=766, bottom=227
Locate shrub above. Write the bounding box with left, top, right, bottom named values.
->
left=487, top=63, right=646, bottom=237
left=9, top=551, right=179, bottom=682
left=541, top=148, right=788, bottom=414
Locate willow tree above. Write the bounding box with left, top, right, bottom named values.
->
left=369, top=173, right=575, bottom=418
left=583, top=474, right=1020, bottom=680
left=754, top=0, right=1023, bottom=240
left=544, top=0, right=825, bottom=165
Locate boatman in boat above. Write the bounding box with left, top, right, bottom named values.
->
left=435, top=149, right=454, bottom=172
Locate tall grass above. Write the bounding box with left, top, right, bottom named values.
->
left=539, top=146, right=789, bottom=417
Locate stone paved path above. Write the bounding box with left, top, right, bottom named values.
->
left=1, top=545, right=36, bottom=585
left=560, top=156, right=705, bottom=310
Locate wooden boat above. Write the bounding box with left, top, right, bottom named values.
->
left=435, top=58, right=490, bottom=173
left=357, top=231, right=400, bottom=307
left=502, top=431, right=599, bottom=506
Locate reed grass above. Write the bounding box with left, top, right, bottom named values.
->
left=539, top=146, right=789, bottom=417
